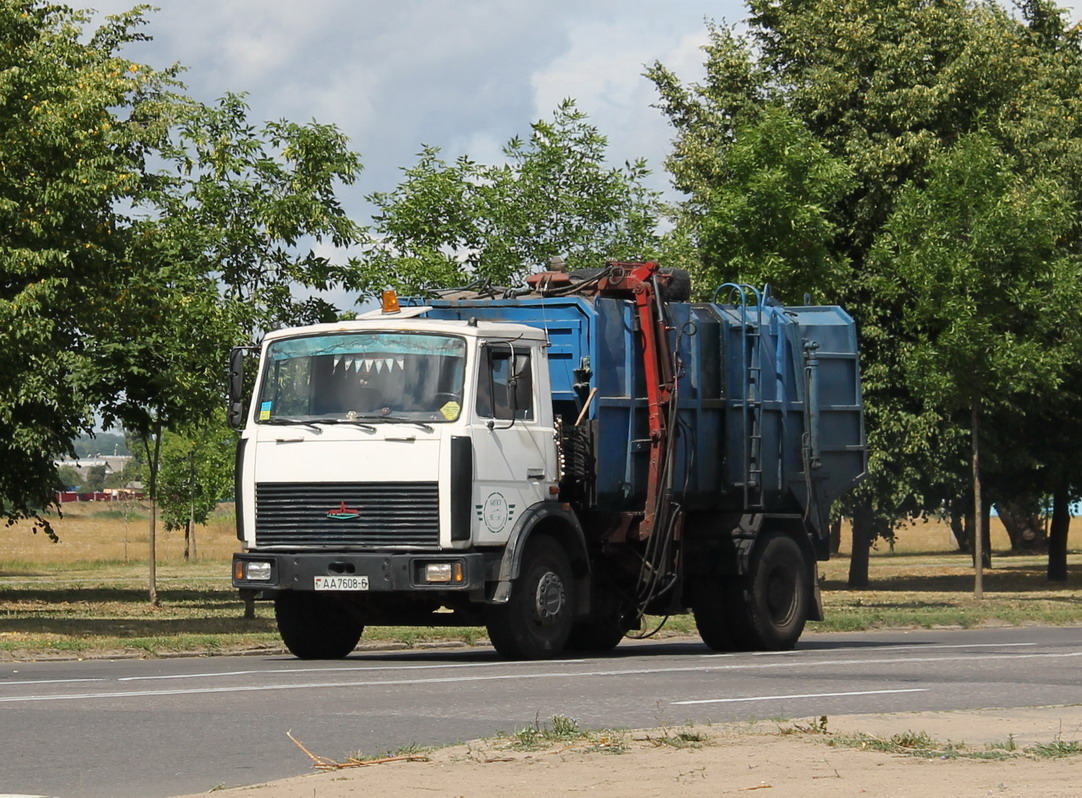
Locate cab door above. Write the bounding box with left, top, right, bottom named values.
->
left=470, top=341, right=555, bottom=544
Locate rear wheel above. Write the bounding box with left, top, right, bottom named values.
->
left=728, top=533, right=809, bottom=651
left=691, top=579, right=735, bottom=652
left=485, top=535, right=573, bottom=659
left=275, top=592, right=364, bottom=659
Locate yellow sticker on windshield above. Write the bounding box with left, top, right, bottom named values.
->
left=440, top=401, right=460, bottom=420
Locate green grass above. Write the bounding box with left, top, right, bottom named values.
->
left=828, top=729, right=1082, bottom=761
left=500, top=714, right=628, bottom=754
left=2, top=515, right=1081, bottom=659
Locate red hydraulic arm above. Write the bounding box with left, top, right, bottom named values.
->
left=596, top=261, right=676, bottom=542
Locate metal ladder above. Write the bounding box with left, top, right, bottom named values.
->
left=715, top=283, right=764, bottom=510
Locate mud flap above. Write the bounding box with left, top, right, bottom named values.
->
left=809, top=561, right=824, bottom=622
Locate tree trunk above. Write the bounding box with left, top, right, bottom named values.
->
left=996, top=497, right=1046, bottom=553
left=829, top=514, right=842, bottom=555
left=848, top=501, right=873, bottom=589
left=143, top=422, right=163, bottom=608
left=972, top=404, right=983, bottom=599
left=184, top=450, right=197, bottom=561
left=981, top=499, right=992, bottom=568
left=148, top=502, right=158, bottom=606
left=1048, top=488, right=1071, bottom=582
left=184, top=497, right=195, bottom=561
left=949, top=505, right=970, bottom=553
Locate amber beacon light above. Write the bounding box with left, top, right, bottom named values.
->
left=381, top=290, right=401, bottom=314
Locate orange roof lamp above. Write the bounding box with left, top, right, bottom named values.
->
left=381, top=290, right=401, bottom=314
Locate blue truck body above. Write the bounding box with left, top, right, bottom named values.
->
left=424, top=290, right=865, bottom=543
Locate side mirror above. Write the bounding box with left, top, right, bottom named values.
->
left=228, top=347, right=253, bottom=429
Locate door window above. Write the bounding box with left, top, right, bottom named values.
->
left=476, top=345, right=533, bottom=421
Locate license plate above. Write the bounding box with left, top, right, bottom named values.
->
left=314, top=575, right=369, bottom=591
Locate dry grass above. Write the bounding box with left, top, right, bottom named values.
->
left=0, top=500, right=240, bottom=567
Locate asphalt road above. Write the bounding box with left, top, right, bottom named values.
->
left=2, top=625, right=1081, bottom=798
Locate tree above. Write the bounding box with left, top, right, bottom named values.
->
left=0, top=2, right=185, bottom=538
left=648, top=1, right=1082, bottom=585
left=360, top=100, right=664, bottom=295
left=0, top=4, right=366, bottom=604
left=690, top=105, right=853, bottom=302
left=871, top=132, right=1078, bottom=593
left=56, top=465, right=81, bottom=491
left=158, top=422, right=234, bottom=560
left=156, top=92, right=366, bottom=335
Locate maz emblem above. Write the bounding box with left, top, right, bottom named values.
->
left=327, top=501, right=361, bottom=520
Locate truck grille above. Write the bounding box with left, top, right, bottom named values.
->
left=255, top=482, right=440, bottom=548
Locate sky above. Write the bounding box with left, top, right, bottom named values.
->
left=87, top=0, right=748, bottom=216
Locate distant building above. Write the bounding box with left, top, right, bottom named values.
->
left=54, top=455, right=137, bottom=501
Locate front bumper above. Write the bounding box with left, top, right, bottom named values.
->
left=232, top=551, right=496, bottom=598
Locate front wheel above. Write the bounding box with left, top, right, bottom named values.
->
left=275, top=592, right=364, bottom=659
left=485, top=535, right=574, bottom=659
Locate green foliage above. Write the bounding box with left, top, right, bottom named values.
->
left=56, top=465, right=81, bottom=491
left=360, top=99, right=664, bottom=295
left=156, top=92, right=366, bottom=332
left=0, top=3, right=364, bottom=556
left=504, top=714, right=624, bottom=753
left=830, top=728, right=1082, bottom=760
left=0, top=1, right=185, bottom=537
left=157, top=422, right=234, bottom=535
left=872, top=132, right=1076, bottom=411
left=73, top=433, right=129, bottom=458
left=649, top=0, right=1082, bottom=557
left=696, top=106, right=853, bottom=302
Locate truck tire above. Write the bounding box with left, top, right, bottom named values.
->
left=691, top=579, right=736, bottom=652
left=727, top=533, right=809, bottom=651
left=485, top=535, right=573, bottom=659
left=569, top=266, right=691, bottom=300
left=566, top=581, right=630, bottom=652
left=275, top=592, right=364, bottom=659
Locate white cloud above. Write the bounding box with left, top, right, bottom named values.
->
left=85, top=0, right=1081, bottom=233
left=88, top=0, right=733, bottom=205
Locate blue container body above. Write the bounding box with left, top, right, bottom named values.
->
left=424, top=293, right=864, bottom=521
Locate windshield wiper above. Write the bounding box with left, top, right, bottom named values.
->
left=264, top=415, right=310, bottom=426
left=264, top=416, right=375, bottom=431
left=354, top=415, right=435, bottom=433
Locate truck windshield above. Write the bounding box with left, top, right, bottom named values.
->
left=256, top=332, right=467, bottom=424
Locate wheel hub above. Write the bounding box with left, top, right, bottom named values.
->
left=533, top=571, right=565, bottom=625
left=766, top=567, right=797, bottom=624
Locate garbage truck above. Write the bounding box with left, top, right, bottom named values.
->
left=229, top=261, right=865, bottom=659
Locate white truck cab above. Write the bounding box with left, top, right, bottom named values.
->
left=231, top=314, right=585, bottom=659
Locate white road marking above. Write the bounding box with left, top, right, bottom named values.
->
left=673, top=688, right=930, bottom=705
left=0, top=678, right=104, bottom=687
left=1, top=650, right=1080, bottom=704
left=115, top=658, right=588, bottom=682
left=744, top=641, right=1037, bottom=656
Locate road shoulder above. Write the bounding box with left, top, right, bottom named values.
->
left=171, top=705, right=1082, bottom=798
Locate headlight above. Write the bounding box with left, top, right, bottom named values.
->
left=423, top=562, right=464, bottom=584
left=237, top=560, right=272, bottom=581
